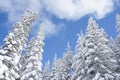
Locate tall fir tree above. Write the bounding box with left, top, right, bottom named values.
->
left=116, top=14, right=120, bottom=33
left=20, top=23, right=45, bottom=80
left=49, top=54, right=65, bottom=80
left=55, top=58, right=64, bottom=80
left=116, top=14, right=120, bottom=58
left=72, top=17, right=117, bottom=80
left=42, top=60, right=50, bottom=80
left=71, top=31, right=86, bottom=80
left=48, top=42, right=73, bottom=80
left=48, top=54, right=58, bottom=80
left=114, top=14, right=120, bottom=80
left=62, top=42, right=73, bottom=80
left=0, top=10, right=38, bottom=80
left=109, top=37, right=120, bottom=80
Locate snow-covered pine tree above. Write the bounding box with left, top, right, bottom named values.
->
left=20, top=23, right=45, bottom=80
left=109, top=37, right=120, bottom=67
left=114, top=14, right=120, bottom=80
left=0, top=10, right=38, bottom=80
left=48, top=54, right=58, bottom=80
left=71, top=31, right=86, bottom=80
left=116, top=14, right=120, bottom=60
left=49, top=54, right=64, bottom=80
left=86, top=17, right=118, bottom=80
left=109, top=37, right=120, bottom=80
left=42, top=60, right=50, bottom=80
left=116, top=14, right=120, bottom=33
left=55, top=58, right=63, bottom=80
left=72, top=17, right=117, bottom=80
left=61, top=42, right=73, bottom=80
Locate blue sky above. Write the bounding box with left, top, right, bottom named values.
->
left=0, top=0, right=120, bottom=66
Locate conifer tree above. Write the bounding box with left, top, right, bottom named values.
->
left=0, top=10, right=38, bottom=80
left=48, top=54, right=58, bottom=80
left=109, top=37, right=120, bottom=80
left=42, top=60, right=50, bottom=80
left=114, top=14, right=120, bottom=80
left=62, top=42, right=73, bottom=80
left=49, top=54, right=65, bottom=80
left=71, top=31, right=86, bottom=80
left=72, top=17, right=117, bottom=80
left=55, top=58, right=64, bottom=80
left=20, top=23, right=44, bottom=80
left=116, top=14, right=120, bottom=59
left=116, top=14, right=120, bottom=33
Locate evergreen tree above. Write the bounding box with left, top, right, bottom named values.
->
left=114, top=14, right=120, bottom=80
left=55, top=58, right=64, bottom=80
left=116, top=14, right=120, bottom=59
left=42, top=60, right=50, bottom=80
left=0, top=10, right=38, bottom=80
left=109, top=37, right=120, bottom=80
left=49, top=54, right=65, bottom=80
left=62, top=42, right=73, bottom=80
left=72, top=17, right=117, bottom=80
left=71, top=31, right=86, bottom=80
left=48, top=54, right=58, bottom=80
left=116, top=14, right=120, bottom=33
left=109, top=37, right=120, bottom=66
left=20, top=23, right=45, bottom=80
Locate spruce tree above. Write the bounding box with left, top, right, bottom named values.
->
left=116, top=14, right=120, bottom=33
left=72, top=17, right=117, bottom=80
left=71, top=31, right=86, bottom=80
left=114, top=14, right=120, bottom=80
left=20, top=23, right=44, bottom=80
left=0, top=10, right=38, bottom=80
left=48, top=54, right=58, bottom=80
left=42, top=60, right=50, bottom=80
left=62, top=42, right=73, bottom=80
left=116, top=14, right=120, bottom=60
left=55, top=58, right=64, bottom=80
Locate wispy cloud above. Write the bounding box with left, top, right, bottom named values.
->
left=0, top=0, right=118, bottom=37
left=43, top=18, right=65, bottom=38
left=0, top=0, right=42, bottom=22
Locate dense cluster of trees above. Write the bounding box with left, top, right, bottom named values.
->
left=0, top=10, right=120, bottom=80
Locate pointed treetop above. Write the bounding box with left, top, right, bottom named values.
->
left=80, top=30, right=84, bottom=36
left=88, top=16, right=96, bottom=25
left=20, top=9, right=38, bottom=23
left=77, top=31, right=85, bottom=46
left=66, top=41, right=71, bottom=52
left=86, top=17, right=99, bottom=34
left=116, top=14, right=120, bottom=33
left=100, top=27, right=107, bottom=35
left=54, top=53, right=57, bottom=62
left=77, top=30, right=84, bottom=37
left=47, top=60, right=50, bottom=65
left=89, top=16, right=94, bottom=22
left=80, top=30, right=84, bottom=38
left=44, top=60, right=50, bottom=70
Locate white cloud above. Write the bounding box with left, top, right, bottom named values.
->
left=42, top=0, right=115, bottom=20
left=0, top=0, right=118, bottom=37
